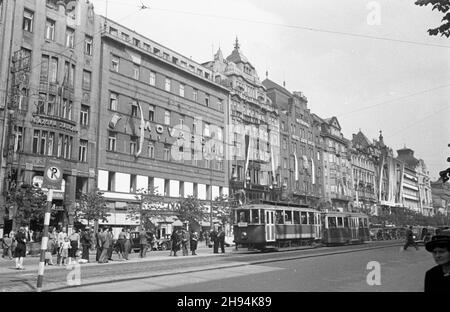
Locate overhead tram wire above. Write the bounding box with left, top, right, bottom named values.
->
left=145, top=6, right=450, bottom=49
left=337, top=82, right=450, bottom=118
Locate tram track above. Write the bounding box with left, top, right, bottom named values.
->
left=41, top=241, right=402, bottom=292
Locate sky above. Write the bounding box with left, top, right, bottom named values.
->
left=89, top=0, right=450, bottom=180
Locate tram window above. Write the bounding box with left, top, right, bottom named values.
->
left=260, top=209, right=265, bottom=223
left=301, top=212, right=308, bottom=225
left=337, top=217, right=343, bottom=227
left=276, top=210, right=284, bottom=224
left=328, top=217, right=337, bottom=228
left=364, top=218, right=368, bottom=227
left=251, top=209, right=260, bottom=223
left=285, top=211, right=292, bottom=224
left=238, top=210, right=250, bottom=223
left=293, top=211, right=300, bottom=224
left=308, top=212, right=314, bottom=225
left=358, top=218, right=362, bottom=227
left=344, top=217, right=349, bottom=228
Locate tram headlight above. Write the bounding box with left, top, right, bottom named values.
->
left=241, top=232, right=248, bottom=240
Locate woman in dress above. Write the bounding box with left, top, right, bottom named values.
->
left=14, top=227, right=27, bottom=270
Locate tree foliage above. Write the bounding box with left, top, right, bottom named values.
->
left=211, top=194, right=231, bottom=225
left=415, top=0, right=450, bottom=37
left=5, top=183, right=48, bottom=231
left=74, top=189, right=110, bottom=226
left=128, top=187, right=166, bottom=230
left=370, top=206, right=449, bottom=227
left=176, top=195, right=206, bottom=228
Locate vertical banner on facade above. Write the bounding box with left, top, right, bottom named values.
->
left=244, top=135, right=251, bottom=188
left=136, top=101, right=145, bottom=158
left=294, top=151, right=299, bottom=181
left=271, top=144, right=276, bottom=184
left=311, top=157, right=315, bottom=185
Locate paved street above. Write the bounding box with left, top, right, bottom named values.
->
left=0, top=240, right=433, bottom=292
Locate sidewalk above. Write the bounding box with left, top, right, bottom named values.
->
left=0, top=243, right=233, bottom=274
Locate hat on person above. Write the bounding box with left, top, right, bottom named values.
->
left=425, top=235, right=450, bottom=252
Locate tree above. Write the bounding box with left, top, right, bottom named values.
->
left=5, top=183, right=48, bottom=231
left=415, top=0, right=450, bottom=37
left=211, top=194, right=232, bottom=226
left=128, top=187, right=166, bottom=231
left=175, top=195, right=206, bottom=230
left=74, top=189, right=110, bottom=230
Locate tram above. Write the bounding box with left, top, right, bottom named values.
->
left=321, top=211, right=370, bottom=245
left=232, top=203, right=322, bottom=250
left=231, top=204, right=370, bottom=250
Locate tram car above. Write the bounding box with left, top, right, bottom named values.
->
left=232, top=204, right=322, bottom=250
left=321, top=211, right=370, bottom=245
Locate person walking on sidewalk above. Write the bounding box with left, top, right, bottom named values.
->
left=123, top=229, right=131, bottom=260
left=80, top=227, right=92, bottom=263
left=139, top=228, right=149, bottom=258
left=68, top=229, right=80, bottom=264
left=117, top=228, right=127, bottom=260
left=98, top=228, right=110, bottom=263
left=14, top=227, right=27, bottom=270
left=210, top=227, right=219, bottom=254
left=2, top=234, right=12, bottom=260
left=95, top=228, right=103, bottom=262
left=217, top=226, right=226, bottom=253
left=170, top=228, right=181, bottom=256
left=60, top=237, right=70, bottom=266
left=404, top=226, right=419, bottom=251
left=190, top=231, right=198, bottom=255
left=56, top=229, right=67, bottom=265
left=106, top=228, right=114, bottom=261
left=181, top=228, right=190, bottom=256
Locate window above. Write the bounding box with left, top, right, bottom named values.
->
left=45, top=19, right=55, bottom=41
left=143, top=43, right=150, bottom=51
left=328, top=217, right=336, bottom=228
left=32, top=130, right=39, bottom=154
left=80, top=105, right=89, bottom=126
left=205, top=94, right=210, bottom=107
left=85, top=36, right=93, bottom=55
left=275, top=210, right=284, bottom=224
left=238, top=210, right=250, bottom=223
left=251, top=209, right=260, bottom=223
left=148, top=143, right=154, bottom=158
left=132, top=38, right=140, bottom=47
left=131, top=100, right=138, bottom=117
left=121, top=32, right=129, bottom=42
left=82, top=70, right=91, bottom=90
left=109, top=92, right=118, bottom=110
left=148, top=105, right=154, bottom=121
left=149, top=71, right=156, bottom=86
left=193, top=89, right=198, bottom=101
left=108, top=132, right=116, bottom=151
left=111, top=55, right=119, bottom=72
left=57, top=134, right=63, bottom=157
left=163, top=145, right=170, bottom=161
left=66, top=28, right=74, bottom=48
left=79, top=140, right=88, bottom=162
left=130, top=138, right=137, bottom=154
left=49, top=57, right=58, bottom=83
left=285, top=211, right=293, bottom=224
left=308, top=212, right=314, bottom=225
left=163, top=52, right=169, bottom=60
left=165, top=78, right=171, bottom=92
left=217, top=99, right=223, bottom=111
left=179, top=83, right=185, bottom=97
left=40, top=55, right=49, bottom=81
left=23, top=9, right=34, bottom=32
left=69, top=64, right=75, bottom=87
left=204, top=123, right=210, bottom=137
left=109, top=27, right=118, bottom=36
left=133, top=64, right=139, bottom=80
left=164, top=110, right=170, bottom=125
left=293, top=211, right=300, bottom=224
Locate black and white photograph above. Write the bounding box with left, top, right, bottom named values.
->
left=0, top=0, right=449, bottom=297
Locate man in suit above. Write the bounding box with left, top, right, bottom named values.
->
left=210, top=227, right=218, bottom=254
left=139, top=228, right=149, bottom=258
left=106, top=228, right=114, bottom=261
left=217, top=226, right=226, bottom=253
left=98, top=228, right=110, bottom=263
left=95, top=228, right=103, bottom=262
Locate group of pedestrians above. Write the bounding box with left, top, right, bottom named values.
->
left=169, top=227, right=199, bottom=256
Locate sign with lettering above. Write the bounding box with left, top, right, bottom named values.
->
left=42, top=161, right=63, bottom=189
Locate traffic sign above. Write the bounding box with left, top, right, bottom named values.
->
left=42, top=161, right=63, bottom=189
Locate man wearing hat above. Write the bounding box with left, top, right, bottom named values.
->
left=424, top=235, right=450, bottom=292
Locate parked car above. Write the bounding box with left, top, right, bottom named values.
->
left=129, top=231, right=157, bottom=253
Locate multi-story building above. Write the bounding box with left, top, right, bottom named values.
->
left=262, top=79, right=322, bottom=207
left=312, top=115, right=353, bottom=211
left=417, top=159, right=433, bottom=216
left=396, top=147, right=421, bottom=213
left=204, top=40, right=279, bottom=204
left=350, top=130, right=377, bottom=214
left=431, top=180, right=450, bottom=217
left=0, top=0, right=98, bottom=232
left=95, top=17, right=230, bottom=236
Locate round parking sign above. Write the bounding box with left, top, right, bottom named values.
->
left=43, top=163, right=62, bottom=189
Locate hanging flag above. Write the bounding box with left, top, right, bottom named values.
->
left=311, top=157, right=315, bottom=185
left=108, top=113, right=122, bottom=129
left=294, top=150, right=299, bottom=181
left=244, top=135, right=251, bottom=188
left=135, top=101, right=145, bottom=158
left=270, top=143, right=277, bottom=185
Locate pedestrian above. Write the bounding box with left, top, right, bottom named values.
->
left=106, top=228, right=114, bottom=261
left=217, top=226, right=226, bottom=253
left=117, top=228, right=127, bottom=260
left=56, top=229, right=67, bottom=265
left=210, top=227, right=218, bottom=254
left=190, top=231, right=198, bottom=255
left=60, top=237, right=71, bottom=266
left=138, top=228, right=148, bottom=258
left=170, top=228, right=181, bottom=256
left=14, top=227, right=27, bottom=270
left=2, top=234, right=12, bottom=260
left=424, top=235, right=450, bottom=292
left=95, top=228, right=103, bottom=262
left=404, top=226, right=419, bottom=251
left=68, top=229, right=80, bottom=264
left=45, top=236, right=55, bottom=266
left=123, top=228, right=131, bottom=260
left=98, top=228, right=110, bottom=263
left=181, top=228, right=190, bottom=256
left=80, top=227, right=92, bottom=263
